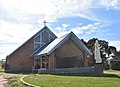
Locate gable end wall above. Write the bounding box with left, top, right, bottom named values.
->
left=6, top=37, right=34, bottom=71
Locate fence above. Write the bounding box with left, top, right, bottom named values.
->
left=38, top=66, right=95, bottom=75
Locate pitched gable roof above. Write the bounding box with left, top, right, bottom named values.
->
left=34, top=26, right=57, bottom=38
left=8, top=26, right=57, bottom=57
left=36, top=31, right=92, bottom=56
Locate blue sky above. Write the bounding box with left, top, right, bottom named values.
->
left=0, top=0, right=120, bottom=60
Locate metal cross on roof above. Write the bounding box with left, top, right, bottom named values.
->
left=43, top=20, right=47, bottom=26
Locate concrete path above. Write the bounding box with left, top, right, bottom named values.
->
left=104, top=70, right=120, bottom=74
left=0, top=73, right=7, bottom=87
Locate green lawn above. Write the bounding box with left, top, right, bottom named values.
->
left=0, top=68, right=5, bottom=72
left=23, top=74, right=120, bottom=87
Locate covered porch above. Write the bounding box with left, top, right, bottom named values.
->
left=32, top=32, right=93, bottom=72
left=33, top=55, right=49, bottom=70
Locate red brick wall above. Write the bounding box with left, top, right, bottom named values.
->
left=55, top=39, right=84, bottom=68
left=83, top=51, right=91, bottom=67
left=55, top=39, right=83, bottom=59
left=83, top=52, right=86, bottom=67
left=49, top=52, right=56, bottom=68
left=48, top=39, right=91, bottom=68
left=6, top=37, right=34, bottom=71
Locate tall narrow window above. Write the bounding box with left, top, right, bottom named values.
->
left=34, top=30, right=54, bottom=50
left=50, top=35, right=54, bottom=42
left=42, top=31, right=49, bottom=43
left=34, top=35, right=41, bottom=50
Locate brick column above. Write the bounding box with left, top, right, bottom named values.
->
left=95, top=63, right=103, bottom=75
left=83, top=51, right=89, bottom=67
left=49, top=52, right=56, bottom=68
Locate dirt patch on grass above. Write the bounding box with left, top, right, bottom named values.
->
left=104, top=70, right=120, bottom=74
left=0, top=73, right=28, bottom=87
left=0, top=73, right=7, bottom=87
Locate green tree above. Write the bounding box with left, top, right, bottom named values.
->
left=80, top=39, right=87, bottom=46
left=86, top=38, right=98, bottom=53
left=81, top=38, right=117, bottom=69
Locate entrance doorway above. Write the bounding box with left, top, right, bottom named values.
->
left=34, top=57, right=49, bottom=69
left=34, top=59, right=41, bottom=69
left=42, top=58, right=49, bottom=69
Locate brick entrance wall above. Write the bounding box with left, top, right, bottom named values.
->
left=49, top=52, right=56, bottom=68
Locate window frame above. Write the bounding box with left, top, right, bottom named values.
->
left=34, top=30, right=54, bottom=50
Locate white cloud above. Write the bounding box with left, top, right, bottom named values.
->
left=0, top=20, right=40, bottom=59
left=1, top=0, right=119, bottom=24
left=0, top=0, right=92, bottom=25
left=71, top=27, right=84, bottom=35
left=103, top=0, right=120, bottom=9
left=62, top=24, right=69, bottom=28
left=109, top=0, right=118, bottom=7
left=54, top=22, right=108, bottom=37
left=81, top=24, right=94, bottom=30
left=1, top=0, right=55, bottom=15
left=71, top=22, right=107, bottom=35
left=54, top=24, right=69, bottom=37
left=0, top=20, right=38, bottom=39
left=109, top=40, right=120, bottom=51
left=0, top=0, right=120, bottom=60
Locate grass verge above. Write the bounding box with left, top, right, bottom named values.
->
left=23, top=73, right=120, bottom=87
left=0, top=68, right=5, bottom=72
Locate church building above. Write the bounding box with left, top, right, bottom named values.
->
left=6, top=25, right=93, bottom=72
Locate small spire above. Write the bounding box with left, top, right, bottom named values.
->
left=43, top=20, right=47, bottom=26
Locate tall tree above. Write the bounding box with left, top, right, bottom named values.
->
left=81, top=38, right=117, bottom=69
left=87, top=38, right=98, bottom=52
left=108, top=46, right=117, bottom=54
left=81, top=38, right=117, bottom=58
left=80, top=39, right=87, bottom=46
